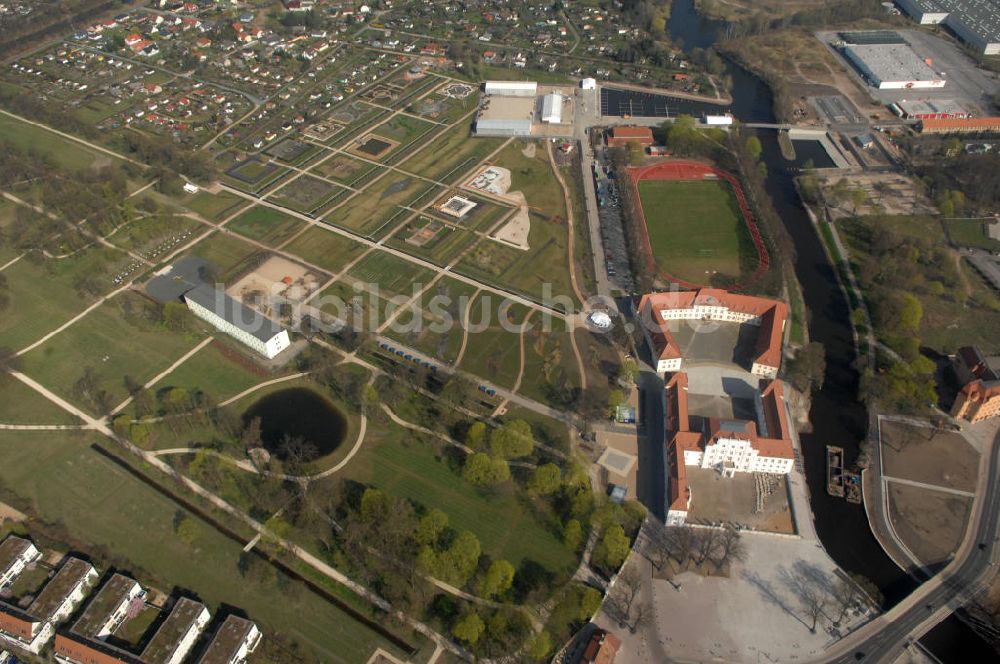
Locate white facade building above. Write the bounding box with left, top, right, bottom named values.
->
left=0, top=537, right=40, bottom=589
left=197, top=616, right=262, bottom=664
left=483, top=80, right=537, bottom=96
left=184, top=285, right=291, bottom=360
left=0, top=558, right=98, bottom=655
left=141, top=598, right=211, bottom=664
left=580, top=77, right=597, bottom=90
left=896, top=0, right=1000, bottom=54
left=843, top=43, right=946, bottom=89
left=685, top=431, right=795, bottom=477
left=541, top=92, right=562, bottom=123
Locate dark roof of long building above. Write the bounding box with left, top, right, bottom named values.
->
left=184, top=284, right=285, bottom=343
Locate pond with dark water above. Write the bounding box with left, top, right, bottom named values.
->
left=242, top=387, right=348, bottom=461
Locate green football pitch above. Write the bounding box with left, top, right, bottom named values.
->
left=637, top=179, right=754, bottom=284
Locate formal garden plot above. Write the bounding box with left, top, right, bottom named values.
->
left=427, top=192, right=512, bottom=233
left=313, top=153, right=382, bottom=186
left=263, top=138, right=319, bottom=165
left=325, top=173, right=443, bottom=236
left=226, top=206, right=307, bottom=246
left=403, top=121, right=505, bottom=185
left=188, top=232, right=263, bottom=284
left=389, top=216, right=479, bottom=267
left=345, top=251, right=434, bottom=298
left=223, top=156, right=289, bottom=193
left=382, top=276, right=480, bottom=364
left=410, top=87, right=477, bottom=124
left=282, top=226, right=367, bottom=274
left=269, top=175, right=350, bottom=216
left=347, top=134, right=399, bottom=160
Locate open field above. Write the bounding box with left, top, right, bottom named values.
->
left=0, top=112, right=109, bottom=171
left=153, top=340, right=277, bottom=404
left=325, top=172, right=442, bottom=236
left=334, top=419, right=577, bottom=573
left=386, top=216, right=480, bottom=266
left=401, top=121, right=505, bottom=184
left=20, top=292, right=204, bottom=414
left=518, top=320, right=583, bottom=405
left=879, top=420, right=979, bottom=492
left=840, top=214, right=1000, bottom=353
left=942, top=219, right=1000, bottom=252
left=381, top=276, right=480, bottom=364
left=638, top=179, right=752, bottom=285
left=181, top=190, right=247, bottom=222
left=187, top=231, right=263, bottom=284
left=0, top=377, right=81, bottom=424
left=454, top=293, right=532, bottom=389
left=0, top=429, right=405, bottom=664
left=106, top=215, right=201, bottom=256
left=888, top=482, right=972, bottom=567
left=281, top=225, right=367, bottom=272
left=0, top=247, right=123, bottom=350
left=226, top=206, right=307, bottom=245
left=345, top=251, right=435, bottom=298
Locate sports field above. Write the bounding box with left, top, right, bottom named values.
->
left=638, top=179, right=754, bottom=285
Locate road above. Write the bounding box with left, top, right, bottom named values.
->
left=827, top=426, right=1000, bottom=663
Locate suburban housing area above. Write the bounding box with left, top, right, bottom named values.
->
left=0, top=535, right=260, bottom=664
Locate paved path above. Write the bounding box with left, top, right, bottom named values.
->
left=883, top=476, right=976, bottom=498
left=110, top=337, right=213, bottom=416
left=0, top=423, right=86, bottom=430
left=0, top=108, right=144, bottom=167
left=218, top=372, right=309, bottom=407
left=0, top=254, right=23, bottom=272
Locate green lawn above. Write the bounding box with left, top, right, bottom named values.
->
left=942, top=219, right=1000, bottom=252
left=182, top=190, right=247, bottom=222
left=335, top=421, right=576, bottom=573
left=325, top=173, right=442, bottom=236
left=518, top=321, right=584, bottom=405
left=454, top=142, right=579, bottom=308
left=401, top=121, right=504, bottom=184
left=0, top=377, right=81, bottom=425
left=226, top=206, right=307, bottom=246
left=152, top=340, right=277, bottom=404
left=314, top=154, right=382, bottom=186
left=20, top=292, right=204, bottom=415
left=0, top=247, right=122, bottom=350
left=188, top=232, right=262, bottom=283
left=638, top=179, right=755, bottom=285
left=345, top=251, right=435, bottom=298
left=381, top=277, right=479, bottom=364
left=106, top=215, right=201, bottom=255
left=0, top=112, right=109, bottom=171
left=0, top=429, right=406, bottom=664
left=282, top=226, right=367, bottom=273
left=454, top=293, right=532, bottom=388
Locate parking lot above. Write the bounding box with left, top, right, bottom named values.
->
left=817, top=30, right=1000, bottom=114
left=593, top=149, right=635, bottom=292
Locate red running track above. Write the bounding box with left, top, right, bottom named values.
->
left=626, top=160, right=770, bottom=291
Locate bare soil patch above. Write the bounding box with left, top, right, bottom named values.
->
left=888, top=481, right=972, bottom=566
left=880, top=420, right=979, bottom=492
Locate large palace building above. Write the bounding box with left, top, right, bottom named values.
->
left=664, top=373, right=795, bottom=526
left=637, top=289, right=788, bottom=378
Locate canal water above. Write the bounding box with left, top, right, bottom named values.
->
left=663, top=0, right=994, bottom=659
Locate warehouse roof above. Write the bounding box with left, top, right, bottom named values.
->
left=844, top=42, right=941, bottom=83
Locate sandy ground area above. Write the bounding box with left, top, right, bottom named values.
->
left=227, top=255, right=319, bottom=304
left=879, top=420, right=979, bottom=492
left=492, top=193, right=531, bottom=250
left=597, top=533, right=873, bottom=664
left=887, top=481, right=972, bottom=567
left=0, top=500, right=26, bottom=523
left=467, top=166, right=531, bottom=250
